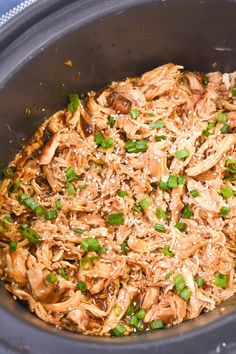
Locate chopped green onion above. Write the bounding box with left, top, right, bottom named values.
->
left=125, top=140, right=148, bottom=153
left=139, top=197, right=150, bottom=210
left=202, top=76, right=209, bottom=85
left=65, top=166, right=78, bottom=182
left=159, top=181, right=168, bottom=190
left=108, top=115, right=116, bottom=128
left=18, top=193, right=30, bottom=204
left=175, top=148, right=190, bottom=160
left=215, top=273, right=227, bottom=288
left=34, top=205, right=45, bottom=216
left=168, top=174, right=178, bottom=189
left=4, top=215, right=13, bottom=223
left=150, top=320, right=164, bottom=330
left=202, top=129, right=211, bottom=137
left=126, top=306, right=134, bottom=316
left=74, top=228, right=84, bottom=234
left=108, top=212, right=124, bottom=225
left=190, top=189, right=199, bottom=198
left=60, top=268, right=69, bottom=280
left=23, top=197, right=38, bottom=211
left=46, top=273, right=57, bottom=284
left=164, top=272, right=172, bottom=280
left=67, top=183, right=76, bottom=196
left=155, top=135, right=167, bottom=142
left=9, top=240, right=17, bottom=252
left=8, top=180, right=21, bottom=194
left=196, top=277, right=204, bottom=288
left=78, top=184, right=88, bottom=190
left=54, top=200, right=62, bottom=211
left=67, top=93, right=80, bottom=113
left=148, top=112, right=156, bottom=117
left=129, top=314, right=139, bottom=327
left=156, top=207, right=167, bottom=220
left=163, top=244, right=175, bottom=257
left=117, top=189, right=128, bottom=197
left=132, top=202, right=143, bottom=213
left=225, top=159, right=236, bottom=174
left=126, top=304, right=139, bottom=316
left=95, top=133, right=114, bottom=149
left=44, top=210, right=57, bottom=220
left=112, top=324, right=127, bottom=336
left=121, top=240, right=130, bottom=254
left=149, top=121, right=164, bottom=129
left=220, top=124, right=229, bottom=134
left=179, top=287, right=192, bottom=301
left=178, top=175, right=187, bottom=185
left=232, top=87, right=236, bottom=96
left=202, top=121, right=216, bottom=137
left=175, top=222, right=187, bottom=231
left=2, top=166, right=15, bottom=179
left=99, top=247, right=107, bottom=254
left=217, top=112, right=228, bottom=123
left=220, top=186, right=233, bottom=199
left=130, top=108, right=140, bottom=119
left=136, top=320, right=144, bottom=331
left=136, top=309, right=146, bottom=320
left=81, top=237, right=100, bottom=252
left=207, top=121, right=216, bottom=130
left=77, top=280, right=87, bottom=292
left=94, top=133, right=104, bottom=146
left=219, top=206, right=230, bottom=216
left=155, top=223, right=165, bottom=233
left=20, top=224, right=41, bottom=244
left=101, top=137, right=114, bottom=149
left=181, top=204, right=193, bottom=219
left=174, top=274, right=186, bottom=292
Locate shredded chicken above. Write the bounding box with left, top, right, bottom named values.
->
left=1, top=63, right=236, bottom=337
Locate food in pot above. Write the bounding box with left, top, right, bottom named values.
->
left=0, top=63, right=236, bottom=336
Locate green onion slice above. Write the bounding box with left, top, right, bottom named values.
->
left=130, top=109, right=140, bottom=119
left=149, top=121, right=164, bottom=129
left=181, top=204, right=193, bottom=219
left=139, top=197, right=150, bottom=210
left=220, top=186, right=233, bottom=199
left=225, top=159, right=236, bottom=174
left=155, top=223, right=165, bottom=233
left=65, top=166, right=78, bottom=182
left=150, top=320, right=164, bottom=330
left=175, top=148, right=190, bottom=160
left=175, top=222, right=187, bottom=231
left=163, top=244, right=175, bottom=257
left=125, top=140, right=148, bottom=153
left=9, top=240, right=17, bottom=252
left=107, top=212, right=124, bottom=225
left=117, top=190, right=128, bottom=197
left=77, top=280, right=87, bottom=292
left=215, top=273, right=227, bottom=288
left=112, top=324, right=127, bottom=336
left=20, top=224, right=41, bottom=244
left=46, top=273, right=57, bottom=284
left=156, top=207, right=167, bottom=220
left=81, top=237, right=100, bottom=252
left=44, top=210, right=57, bottom=220
left=67, top=93, right=80, bottom=113
left=190, top=189, right=199, bottom=198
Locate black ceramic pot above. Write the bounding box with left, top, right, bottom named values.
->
left=0, top=1, right=236, bottom=353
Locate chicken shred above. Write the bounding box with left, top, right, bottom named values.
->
left=0, top=63, right=236, bottom=336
